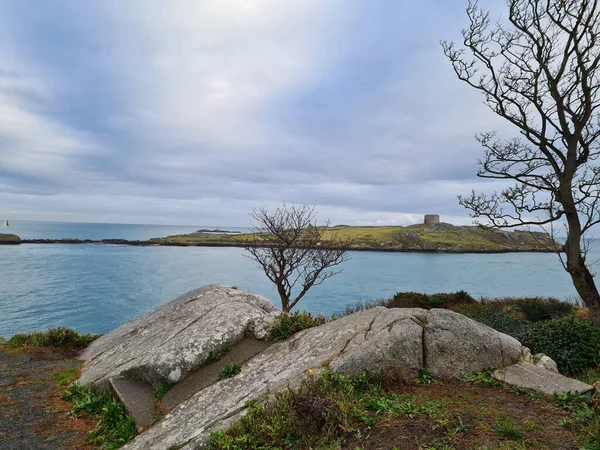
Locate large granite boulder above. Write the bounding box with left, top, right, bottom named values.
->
left=78, top=285, right=280, bottom=389
left=110, top=291, right=529, bottom=449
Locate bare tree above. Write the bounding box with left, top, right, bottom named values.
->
left=244, top=204, right=351, bottom=312
left=441, top=0, right=600, bottom=325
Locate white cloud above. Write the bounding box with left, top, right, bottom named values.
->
left=0, top=0, right=524, bottom=225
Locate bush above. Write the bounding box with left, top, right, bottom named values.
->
left=8, top=327, right=97, bottom=348
left=453, top=304, right=531, bottom=339
left=268, top=311, right=327, bottom=341
left=386, top=290, right=477, bottom=310
left=509, top=297, right=575, bottom=322
left=519, top=318, right=600, bottom=373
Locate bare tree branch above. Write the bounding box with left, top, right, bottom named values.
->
left=244, top=203, right=351, bottom=312
left=442, top=0, right=600, bottom=325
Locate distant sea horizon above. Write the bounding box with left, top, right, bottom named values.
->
left=1, top=220, right=596, bottom=338
left=1, top=220, right=251, bottom=241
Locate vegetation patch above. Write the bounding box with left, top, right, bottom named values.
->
left=220, top=363, right=242, bottom=379
left=207, top=369, right=592, bottom=449
left=152, top=382, right=171, bottom=401
left=268, top=311, right=327, bottom=341
left=51, top=367, right=80, bottom=390
left=518, top=318, right=600, bottom=373
left=64, top=384, right=137, bottom=449
left=8, top=327, right=98, bottom=349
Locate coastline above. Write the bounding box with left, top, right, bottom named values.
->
left=7, top=238, right=559, bottom=253
left=1, top=223, right=561, bottom=253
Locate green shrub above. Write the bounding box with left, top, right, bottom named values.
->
left=8, top=327, right=98, bottom=348
left=385, top=290, right=476, bottom=310
left=386, top=292, right=429, bottom=308
left=519, top=318, right=600, bottom=373
left=220, top=363, right=242, bottom=379
left=514, top=298, right=575, bottom=322
left=268, top=311, right=327, bottom=341
left=453, top=304, right=531, bottom=339
left=486, top=297, right=576, bottom=322
left=64, top=384, right=137, bottom=448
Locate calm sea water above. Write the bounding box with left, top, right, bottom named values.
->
left=0, top=220, right=596, bottom=338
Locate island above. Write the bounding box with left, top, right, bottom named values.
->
left=5, top=215, right=561, bottom=253
left=148, top=221, right=558, bottom=253
left=0, top=233, right=21, bottom=244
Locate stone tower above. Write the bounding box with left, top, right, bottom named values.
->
left=424, top=214, right=440, bottom=224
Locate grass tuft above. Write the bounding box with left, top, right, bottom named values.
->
left=64, top=384, right=137, bottom=449
left=220, top=363, right=242, bottom=379
left=8, top=327, right=98, bottom=348
left=493, top=418, right=524, bottom=441
left=268, top=311, right=327, bottom=341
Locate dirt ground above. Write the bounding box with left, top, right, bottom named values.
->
left=343, top=381, right=582, bottom=450
left=0, top=346, right=95, bottom=450
left=0, top=344, right=588, bottom=450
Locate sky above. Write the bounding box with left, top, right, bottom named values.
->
left=0, top=0, right=519, bottom=227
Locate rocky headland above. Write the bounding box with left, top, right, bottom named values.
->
left=76, top=285, right=592, bottom=449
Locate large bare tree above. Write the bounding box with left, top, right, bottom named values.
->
left=244, top=204, right=350, bottom=312
left=441, top=0, right=600, bottom=325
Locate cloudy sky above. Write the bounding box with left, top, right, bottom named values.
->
left=0, top=0, right=516, bottom=227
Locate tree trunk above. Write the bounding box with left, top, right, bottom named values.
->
left=276, top=280, right=290, bottom=312
left=563, top=195, right=600, bottom=326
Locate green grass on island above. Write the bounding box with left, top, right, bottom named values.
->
left=149, top=223, right=559, bottom=252
left=0, top=233, right=21, bottom=243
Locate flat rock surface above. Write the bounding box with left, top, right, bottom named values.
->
left=122, top=306, right=528, bottom=450
left=109, top=378, right=156, bottom=429
left=493, top=362, right=594, bottom=395
left=78, top=285, right=279, bottom=389
left=162, top=338, right=271, bottom=410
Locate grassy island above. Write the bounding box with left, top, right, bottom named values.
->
left=0, top=233, right=21, bottom=244
left=149, top=223, right=559, bottom=253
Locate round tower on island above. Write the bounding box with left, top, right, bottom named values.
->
left=423, top=214, right=440, bottom=224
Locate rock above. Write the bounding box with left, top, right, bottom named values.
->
left=78, top=285, right=279, bottom=389
left=593, top=380, right=600, bottom=392
left=109, top=378, right=155, bottom=429
left=492, top=362, right=594, bottom=395
left=533, top=353, right=558, bottom=373
left=424, top=308, right=525, bottom=378
left=0, top=336, right=7, bottom=345
left=161, top=338, right=271, bottom=410
left=119, top=304, right=527, bottom=450
left=329, top=308, right=426, bottom=378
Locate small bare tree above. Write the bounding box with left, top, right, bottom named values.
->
left=442, top=0, right=600, bottom=325
left=244, top=204, right=351, bottom=312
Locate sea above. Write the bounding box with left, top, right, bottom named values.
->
left=1, top=220, right=597, bottom=338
